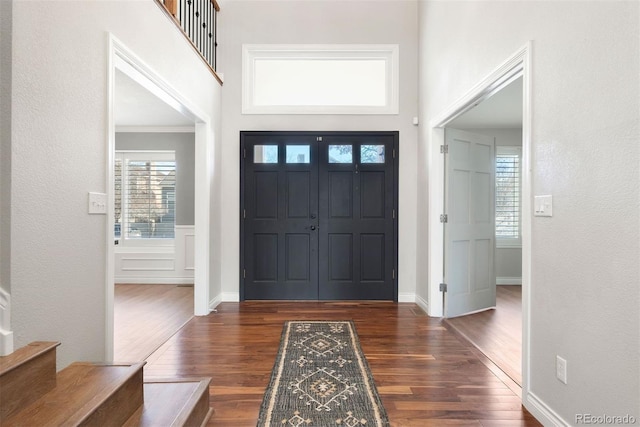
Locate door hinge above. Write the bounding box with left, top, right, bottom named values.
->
left=392, top=269, right=395, bottom=280
left=243, top=148, right=246, bottom=158
left=440, top=145, right=448, bottom=154
left=440, top=283, right=447, bottom=292
left=393, top=148, right=396, bottom=159
left=393, top=209, right=396, bottom=219
left=243, top=269, right=246, bottom=279
left=440, top=214, right=448, bottom=223
left=243, top=209, right=246, bottom=219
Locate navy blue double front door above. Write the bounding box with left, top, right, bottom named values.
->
left=241, top=131, right=398, bottom=301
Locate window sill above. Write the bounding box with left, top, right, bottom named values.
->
left=496, top=239, right=522, bottom=249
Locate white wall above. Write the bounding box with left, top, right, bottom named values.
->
left=217, top=0, right=419, bottom=301
left=10, top=0, right=222, bottom=368
left=418, top=1, right=639, bottom=423
left=0, top=0, right=12, bottom=297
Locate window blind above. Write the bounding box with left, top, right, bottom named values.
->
left=496, top=149, right=520, bottom=239
left=115, top=151, right=176, bottom=240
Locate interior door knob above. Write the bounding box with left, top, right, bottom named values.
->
left=310, top=225, right=316, bottom=231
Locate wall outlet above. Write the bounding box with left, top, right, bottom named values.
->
left=556, top=355, right=568, bottom=384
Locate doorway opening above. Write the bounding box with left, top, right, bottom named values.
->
left=427, top=44, right=532, bottom=393
left=106, top=35, right=213, bottom=362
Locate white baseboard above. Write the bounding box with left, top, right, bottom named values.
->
left=115, top=277, right=194, bottom=285
left=524, top=390, right=570, bottom=427
left=398, top=292, right=415, bottom=303
left=221, top=292, right=240, bottom=302
left=0, top=329, right=13, bottom=356
left=209, top=293, right=223, bottom=312
left=415, top=294, right=429, bottom=316
left=497, top=277, right=522, bottom=285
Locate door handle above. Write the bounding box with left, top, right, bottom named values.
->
left=310, top=225, right=317, bottom=231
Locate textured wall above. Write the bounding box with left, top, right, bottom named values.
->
left=217, top=0, right=419, bottom=300
left=418, top=1, right=639, bottom=422
left=11, top=0, right=221, bottom=368
left=0, top=0, right=12, bottom=296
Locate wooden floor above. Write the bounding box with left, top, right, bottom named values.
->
left=114, top=284, right=194, bottom=362
left=443, top=286, right=522, bottom=385
left=144, top=301, right=541, bottom=426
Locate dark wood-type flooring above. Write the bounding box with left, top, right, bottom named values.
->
left=444, top=285, right=522, bottom=385
left=143, top=301, right=541, bottom=426
left=114, top=284, right=194, bottom=362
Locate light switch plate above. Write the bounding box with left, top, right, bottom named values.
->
left=88, top=192, right=107, bottom=215
left=534, top=195, right=553, bottom=217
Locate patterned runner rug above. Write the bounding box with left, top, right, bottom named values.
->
left=257, top=320, right=389, bottom=427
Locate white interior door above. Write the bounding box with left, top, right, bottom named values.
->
left=444, top=128, right=496, bottom=317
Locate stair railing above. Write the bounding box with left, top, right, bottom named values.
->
left=156, top=0, right=222, bottom=84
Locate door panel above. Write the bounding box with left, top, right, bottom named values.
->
left=444, top=128, right=496, bottom=317
left=241, top=131, right=397, bottom=301
left=319, top=134, right=395, bottom=300
left=242, top=133, right=319, bottom=300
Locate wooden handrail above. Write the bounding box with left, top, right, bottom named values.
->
left=164, top=0, right=177, bottom=16
left=164, top=0, right=219, bottom=16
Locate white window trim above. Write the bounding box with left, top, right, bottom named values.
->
left=242, top=44, right=399, bottom=115
left=496, top=145, right=522, bottom=249
left=115, top=150, right=176, bottom=247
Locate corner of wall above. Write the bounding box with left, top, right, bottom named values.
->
left=415, top=294, right=429, bottom=316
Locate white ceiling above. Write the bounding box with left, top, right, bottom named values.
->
left=448, top=76, right=523, bottom=129
left=114, top=69, right=195, bottom=127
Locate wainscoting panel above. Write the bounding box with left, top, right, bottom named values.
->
left=115, top=225, right=195, bottom=284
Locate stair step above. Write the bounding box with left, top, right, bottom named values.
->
left=124, top=378, right=212, bottom=427
left=0, top=341, right=60, bottom=422
left=4, top=362, right=144, bottom=427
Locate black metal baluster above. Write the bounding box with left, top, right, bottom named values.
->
left=180, top=0, right=185, bottom=32
left=200, top=0, right=206, bottom=60
left=208, top=4, right=213, bottom=67
left=213, top=6, right=217, bottom=70
left=203, top=1, right=209, bottom=65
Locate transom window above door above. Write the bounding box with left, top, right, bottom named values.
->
left=242, top=44, right=399, bottom=115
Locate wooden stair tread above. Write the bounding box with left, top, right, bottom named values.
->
left=124, top=378, right=212, bottom=427
left=0, top=341, right=59, bottom=422
left=0, top=341, right=59, bottom=376
left=4, top=362, right=145, bottom=427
